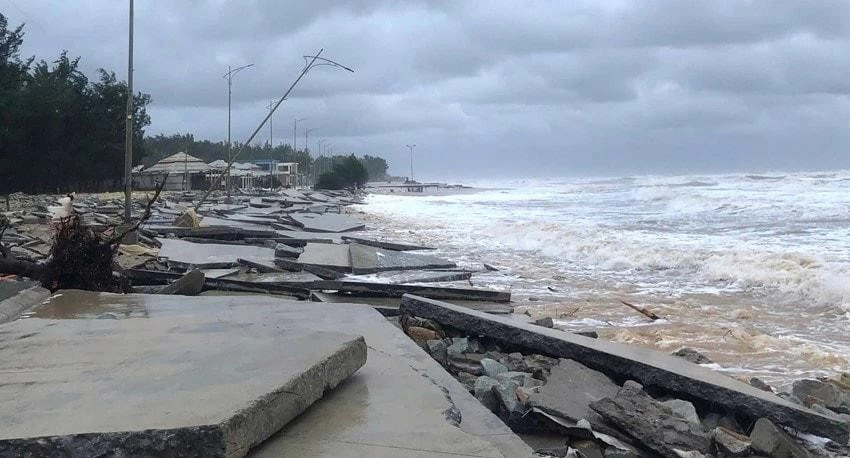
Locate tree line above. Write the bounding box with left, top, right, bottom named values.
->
left=0, top=14, right=389, bottom=195
left=0, top=14, right=151, bottom=195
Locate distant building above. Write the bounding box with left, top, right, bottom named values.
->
left=250, top=160, right=300, bottom=188
left=136, top=152, right=210, bottom=190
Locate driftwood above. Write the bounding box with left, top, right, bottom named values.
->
left=619, top=299, right=661, bottom=321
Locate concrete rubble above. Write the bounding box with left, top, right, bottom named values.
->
left=3, top=188, right=850, bottom=456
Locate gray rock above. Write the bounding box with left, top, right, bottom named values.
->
left=750, top=377, right=773, bottom=392
left=536, top=446, right=568, bottom=457
left=672, top=348, right=713, bottom=365
left=467, top=339, right=484, bottom=353
left=496, top=371, right=543, bottom=388
left=589, top=380, right=711, bottom=458
left=493, top=379, right=522, bottom=415
left=160, top=269, right=205, bottom=296
left=792, top=379, right=842, bottom=410
left=499, top=352, right=530, bottom=372
left=481, top=358, right=508, bottom=377
left=603, top=448, right=638, bottom=458
left=474, top=376, right=501, bottom=413
left=662, top=399, right=702, bottom=426
left=701, top=413, right=743, bottom=434
left=398, top=295, right=850, bottom=444
left=533, top=317, right=554, bottom=328
left=455, top=371, right=477, bottom=393
left=750, top=417, right=810, bottom=458
left=426, top=339, right=448, bottom=362
left=447, top=337, right=469, bottom=357
left=711, top=426, right=751, bottom=457
left=571, top=440, right=603, bottom=458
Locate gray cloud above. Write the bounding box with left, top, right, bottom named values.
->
left=3, top=0, right=850, bottom=178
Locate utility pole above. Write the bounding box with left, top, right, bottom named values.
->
left=406, top=144, right=416, bottom=182
left=223, top=63, right=254, bottom=199
left=123, top=0, right=134, bottom=223
left=267, top=100, right=274, bottom=188
left=293, top=117, right=306, bottom=153
left=305, top=127, right=318, bottom=155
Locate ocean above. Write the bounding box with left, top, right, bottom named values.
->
left=354, top=171, right=850, bottom=388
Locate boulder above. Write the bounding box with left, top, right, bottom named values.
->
left=750, top=417, right=810, bottom=458
left=173, top=208, right=202, bottom=228
left=672, top=348, right=712, bottom=365
left=467, top=339, right=484, bottom=353
left=426, top=339, right=448, bottom=362
left=499, top=352, right=530, bottom=372
left=492, top=379, right=522, bottom=415
left=496, top=371, right=543, bottom=388
left=446, top=337, right=469, bottom=357
left=405, top=326, right=440, bottom=344
left=455, top=371, right=477, bottom=393
left=589, top=381, right=711, bottom=458
left=792, top=379, right=842, bottom=410
left=661, top=399, right=702, bottom=426
left=750, top=377, right=774, bottom=392
left=474, top=376, right=501, bottom=413
left=711, top=426, right=751, bottom=457
left=533, top=317, right=555, bottom=328
left=481, top=358, right=508, bottom=377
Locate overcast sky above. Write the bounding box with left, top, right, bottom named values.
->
left=3, top=1, right=850, bottom=179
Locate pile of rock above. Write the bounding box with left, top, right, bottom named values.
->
left=403, top=316, right=843, bottom=457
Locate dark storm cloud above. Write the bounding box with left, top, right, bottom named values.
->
left=3, top=0, right=850, bottom=178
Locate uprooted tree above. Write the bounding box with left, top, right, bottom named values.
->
left=0, top=181, right=166, bottom=292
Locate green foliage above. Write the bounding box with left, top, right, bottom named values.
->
left=142, top=134, right=313, bottom=176
left=314, top=155, right=369, bottom=190
left=0, top=14, right=151, bottom=194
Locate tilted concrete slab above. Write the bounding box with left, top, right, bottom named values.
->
left=349, top=243, right=456, bottom=274
left=0, top=282, right=50, bottom=324
left=314, top=279, right=512, bottom=303
left=247, top=300, right=531, bottom=457
left=349, top=270, right=473, bottom=284
left=310, top=292, right=514, bottom=315
left=297, top=243, right=351, bottom=271
left=275, top=229, right=343, bottom=243
left=220, top=271, right=322, bottom=285
left=399, top=295, right=850, bottom=444
left=341, top=235, right=435, bottom=251
left=157, top=238, right=275, bottom=268
left=0, top=292, right=367, bottom=457
left=290, top=213, right=365, bottom=233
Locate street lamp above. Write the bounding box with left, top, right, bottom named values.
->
left=197, top=49, right=354, bottom=209
left=305, top=127, right=319, bottom=154
left=293, top=118, right=306, bottom=152
left=406, top=144, right=416, bottom=182
left=223, top=63, right=254, bottom=199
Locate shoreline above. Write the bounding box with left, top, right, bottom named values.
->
left=1, top=188, right=849, bottom=456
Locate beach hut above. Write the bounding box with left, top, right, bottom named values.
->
left=137, top=152, right=210, bottom=190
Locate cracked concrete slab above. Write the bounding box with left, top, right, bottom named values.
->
left=349, top=243, right=456, bottom=274
left=0, top=292, right=367, bottom=457
left=297, top=243, right=351, bottom=271
left=157, top=238, right=275, bottom=269
left=290, top=213, right=365, bottom=233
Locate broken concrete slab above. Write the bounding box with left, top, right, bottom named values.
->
left=341, top=235, right=435, bottom=251
left=0, top=292, right=367, bottom=457
left=274, top=243, right=303, bottom=258
left=315, top=280, right=511, bottom=302
left=157, top=238, right=275, bottom=269
left=160, top=269, right=205, bottom=295
left=590, top=381, right=711, bottom=458
left=308, top=292, right=513, bottom=315
left=296, top=243, right=351, bottom=272
left=350, top=270, right=473, bottom=285
left=0, top=282, right=51, bottom=324
left=399, top=295, right=850, bottom=443
left=246, top=298, right=531, bottom=458
left=273, top=258, right=346, bottom=280
left=529, top=359, right=619, bottom=431
left=219, top=271, right=322, bottom=285
left=349, top=243, right=456, bottom=274
left=290, top=213, right=365, bottom=233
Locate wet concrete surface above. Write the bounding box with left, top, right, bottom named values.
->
left=1, top=292, right=367, bottom=457
left=290, top=213, right=366, bottom=233
left=157, top=238, right=275, bottom=268
left=349, top=243, right=456, bottom=274
left=297, top=243, right=352, bottom=271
